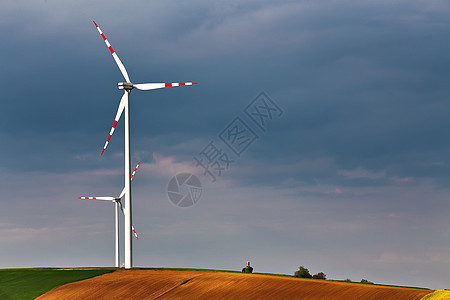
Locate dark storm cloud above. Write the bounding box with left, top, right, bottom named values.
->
left=3, top=0, right=449, bottom=175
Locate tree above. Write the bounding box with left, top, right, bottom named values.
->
left=360, top=279, right=373, bottom=284
left=242, top=266, right=253, bottom=273
left=312, top=272, right=326, bottom=280
left=294, top=266, right=312, bottom=278
left=242, top=261, right=253, bottom=273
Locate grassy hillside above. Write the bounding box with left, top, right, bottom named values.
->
left=0, top=268, right=115, bottom=300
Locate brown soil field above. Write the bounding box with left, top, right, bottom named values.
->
left=37, top=270, right=432, bottom=300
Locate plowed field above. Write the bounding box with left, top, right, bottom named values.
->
left=37, top=270, right=432, bottom=300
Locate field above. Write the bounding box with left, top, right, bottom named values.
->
left=0, top=268, right=114, bottom=300
left=421, top=290, right=450, bottom=299
left=36, top=269, right=432, bottom=300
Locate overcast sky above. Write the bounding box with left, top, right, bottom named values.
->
left=1, top=0, right=450, bottom=290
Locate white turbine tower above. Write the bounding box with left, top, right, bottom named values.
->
left=79, top=162, right=141, bottom=267
left=92, top=21, right=197, bottom=269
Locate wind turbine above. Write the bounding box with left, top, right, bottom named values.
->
left=79, top=162, right=141, bottom=267
left=92, top=20, right=197, bottom=269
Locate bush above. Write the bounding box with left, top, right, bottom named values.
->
left=312, top=272, right=326, bottom=280
left=360, top=279, right=373, bottom=284
left=294, top=266, right=312, bottom=278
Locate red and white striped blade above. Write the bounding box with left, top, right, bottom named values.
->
left=93, top=21, right=131, bottom=83
left=78, top=196, right=117, bottom=201
left=133, top=82, right=198, bottom=91
left=132, top=226, right=139, bottom=240
left=118, top=161, right=140, bottom=199
left=101, top=91, right=128, bottom=156
left=130, top=161, right=141, bottom=181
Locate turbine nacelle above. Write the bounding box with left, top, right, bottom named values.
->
left=118, top=82, right=134, bottom=91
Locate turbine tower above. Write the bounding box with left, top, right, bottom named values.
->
left=79, top=162, right=141, bottom=267
left=92, top=21, right=197, bottom=269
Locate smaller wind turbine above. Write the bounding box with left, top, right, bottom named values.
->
left=79, top=162, right=140, bottom=267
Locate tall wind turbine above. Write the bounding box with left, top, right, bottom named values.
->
left=79, top=162, right=141, bottom=267
left=92, top=21, right=197, bottom=269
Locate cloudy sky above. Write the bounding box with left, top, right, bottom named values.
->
left=1, top=0, right=450, bottom=290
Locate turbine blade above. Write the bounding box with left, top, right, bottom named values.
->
left=114, top=199, right=137, bottom=240
left=118, top=187, right=126, bottom=200
left=93, top=21, right=131, bottom=83
left=133, top=82, right=198, bottom=91
left=132, top=226, right=139, bottom=240
left=118, top=161, right=141, bottom=199
left=78, top=196, right=117, bottom=201
left=130, top=161, right=141, bottom=181
left=101, top=91, right=127, bottom=156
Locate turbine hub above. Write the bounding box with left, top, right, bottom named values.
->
left=118, top=82, right=134, bottom=91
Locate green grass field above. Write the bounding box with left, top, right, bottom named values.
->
left=0, top=268, right=115, bottom=300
